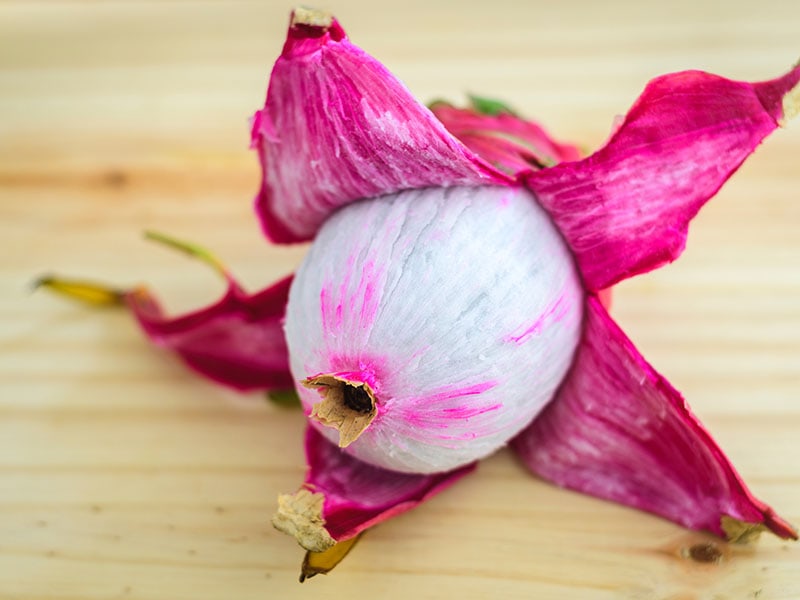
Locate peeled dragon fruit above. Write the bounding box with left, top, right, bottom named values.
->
left=287, top=185, right=584, bottom=473
left=40, top=6, right=799, bottom=580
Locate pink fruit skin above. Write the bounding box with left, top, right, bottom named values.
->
left=526, top=67, right=800, bottom=292
left=430, top=103, right=582, bottom=174
left=302, top=426, right=476, bottom=542
left=511, top=296, right=797, bottom=540
left=251, top=17, right=507, bottom=244
left=127, top=274, right=294, bottom=392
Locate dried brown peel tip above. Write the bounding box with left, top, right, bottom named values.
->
left=300, top=533, right=363, bottom=582
left=272, top=489, right=336, bottom=552
left=720, top=516, right=769, bottom=544
left=781, top=81, right=800, bottom=125
left=304, top=375, right=377, bottom=447
left=291, top=7, right=333, bottom=29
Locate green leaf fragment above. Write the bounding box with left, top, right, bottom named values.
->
left=468, top=94, right=517, bottom=116
left=34, top=231, right=228, bottom=308
left=144, top=230, right=228, bottom=279
left=266, top=389, right=302, bottom=408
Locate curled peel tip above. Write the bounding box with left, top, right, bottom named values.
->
left=282, top=7, right=344, bottom=58
left=31, top=273, right=55, bottom=293
left=291, top=6, right=333, bottom=29
left=272, top=489, right=336, bottom=552
left=762, top=510, right=799, bottom=541
left=781, top=80, right=800, bottom=124
left=32, top=274, right=126, bottom=307
left=300, top=534, right=362, bottom=582
left=759, top=507, right=798, bottom=540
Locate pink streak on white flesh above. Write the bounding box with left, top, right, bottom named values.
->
left=251, top=13, right=509, bottom=244
left=511, top=295, right=797, bottom=540
left=285, top=185, right=584, bottom=474
left=525, top=64, right=800, bottom=292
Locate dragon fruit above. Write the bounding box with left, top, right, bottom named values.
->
left=40, top=6, right=799, bottom=580
left=286, top=185, right=584, bottom=473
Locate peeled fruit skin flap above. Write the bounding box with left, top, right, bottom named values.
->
left=285, top=185, right=585, bottom=474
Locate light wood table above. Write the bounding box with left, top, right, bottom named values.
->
left=2, top=2, right=799, bottom=598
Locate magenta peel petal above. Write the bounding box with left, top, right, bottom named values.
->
left=431, top=103, right=582, bottom=175
left=252, top=12, right=509, bottom=244
left=525, top=64, right=800, bottom=291
left=511, top=296, right=797, bottom=541
left=275, top=426, right=476, bottom=548
left=127, top=275, right=294, bottom=392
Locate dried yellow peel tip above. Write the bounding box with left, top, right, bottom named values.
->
left=300, top=533, right=363, bottom=582
left=291, top=7, right=333, bottom=28
left=780, top=81, right=800, bottom=125
left=304, top=375, right=377, bottom=447
left=272, top=489, right=336, bottom=552
left=33, top=276, right=126, bottom=307
left=720, top=515, right=768, bottom=544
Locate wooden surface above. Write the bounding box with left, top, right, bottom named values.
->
left=2, top=1, right=799, bottom=598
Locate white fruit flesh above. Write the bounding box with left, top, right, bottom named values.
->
left=285, top=185, right=584, bottom=473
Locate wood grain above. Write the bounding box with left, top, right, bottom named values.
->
left=1, top=1, right=799, bottom=598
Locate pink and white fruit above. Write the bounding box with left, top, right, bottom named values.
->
left=285, top=185, right=583, bottom=473
left=45, top=7, right=798, bottom=575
